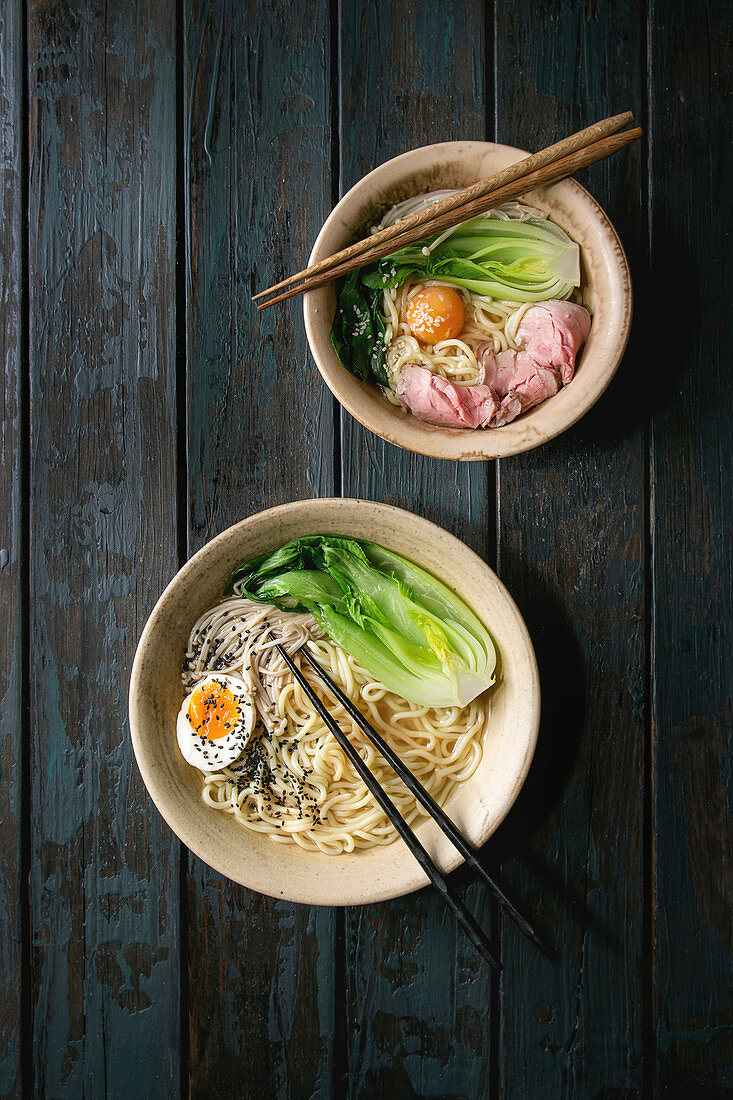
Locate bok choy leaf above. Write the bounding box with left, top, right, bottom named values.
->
left=362, top=214, right=581, bottom=303
left=226, top=535, right=496, bottom=708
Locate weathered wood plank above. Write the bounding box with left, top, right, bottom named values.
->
left=27, top=2, right=180, bottom=1094
left=494, top=3, right=648, bottom=1095
left=183, top=2, right=337, bottom=1096
left=649, top=3, right=733, bottom=1094
left=0, top=0, right=23, bottom=1094
left=337, top=4, right=497, bottom=1096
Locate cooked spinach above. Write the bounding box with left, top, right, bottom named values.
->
left=330, top=268, right=401, bottom=387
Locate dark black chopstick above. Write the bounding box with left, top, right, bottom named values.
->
left=299, top=648, right=553, bottom=959
left=276, top=645, right=501, bottom=970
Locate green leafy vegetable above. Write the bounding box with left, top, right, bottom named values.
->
left=226, top=535, right=497, bottom=708
left=331, top=209, right=581, bottom=383
left=330, top=270, right=393, bottom=386
left=364, top=215, right=580, bottom=302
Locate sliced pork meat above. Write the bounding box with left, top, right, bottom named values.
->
left=475, top=299, right=591, bottom=421
left=480, top=350, right=562, bottom=410
left=512, top=299, right=591, bottom=384
left=491, top=392, right=524, bottom=427
left=396, top=365, right=500, bottom=429
left=395, top=299, right=591, bottom=430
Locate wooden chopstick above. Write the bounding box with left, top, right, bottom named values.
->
left=256, top=124, right=641, bottom=312
left=299, top=647, right=553, bottom=958
left=253, top=110, right=632, bottom=302
left=276, top=645, right=501, bottom=969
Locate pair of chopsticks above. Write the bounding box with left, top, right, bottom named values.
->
left=255, top=111, right=641, bottom=312
left=277, top=644, right=551, bottom=969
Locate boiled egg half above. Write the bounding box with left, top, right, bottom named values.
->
left=176, top=674, right=255, bottom=772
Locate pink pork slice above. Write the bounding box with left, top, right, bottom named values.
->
left=513, top=298, right=591, bottom=385
left=396, top=365, right=500, bottom=429
left=396, top=299, right=591, bottom=430
left=478, top=352, right=563, bottom=412
left=477, top=299, right=591, bottom=417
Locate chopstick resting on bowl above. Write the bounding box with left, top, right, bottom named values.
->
left=277, top=644, right=551, bottom=968
left=255, top=112, right=641, bottom=311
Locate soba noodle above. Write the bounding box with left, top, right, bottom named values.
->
left=182, top=595, right=489, bottom=855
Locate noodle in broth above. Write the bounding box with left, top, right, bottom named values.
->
left=379, top=274, right=533, bottom=399
left=182, top=595, right=488, bottom=855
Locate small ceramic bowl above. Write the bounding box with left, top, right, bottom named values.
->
left=304, top=141, right=632, bottom=460
left=129, top=498, right=540, bottom=906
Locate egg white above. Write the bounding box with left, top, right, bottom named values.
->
left=177, top=674, right=255, bottom=773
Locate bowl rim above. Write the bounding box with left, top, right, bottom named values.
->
left=128, top=498, right=541, bottom=905
left=304, top=139, right=633, bottom=461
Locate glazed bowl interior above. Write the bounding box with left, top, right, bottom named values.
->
left=129, top=499, right=540, bottom=906
left=304, top=141, right=632, bottom=461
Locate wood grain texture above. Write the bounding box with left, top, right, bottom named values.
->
left=649, top=2, right=733, bottom=1094
left=494, top=3, right=649, bottom=1096
left=338, top=0, right=490, bottom=559
left=0, top=0, right=23, bottom=1095
left=27, top=2, right=180, bottom=1094
left=2, top=0, right=730, bottom=1094
left=183, top=2, right=337, bottom=1096
left=337, top=4, right=498, bottom=1097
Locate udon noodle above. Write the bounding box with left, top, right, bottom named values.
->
left=182, top=595, right=488, bottom=855
left=380, top=275, right=533, bottom=398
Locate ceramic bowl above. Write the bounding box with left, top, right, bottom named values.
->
left=304, top=141, right=632, bottom=460
left=129, top=498, right=540, bottom=905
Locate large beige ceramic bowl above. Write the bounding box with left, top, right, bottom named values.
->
left=129, top=499, right=539, bottom=905
left=304, top=141, right=632, bottom=460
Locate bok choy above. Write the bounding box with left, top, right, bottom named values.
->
left=365, top=214, right=580, bottom=302
left=226, top=535, right=497, bottom=708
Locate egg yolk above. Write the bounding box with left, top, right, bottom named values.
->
left=188, top=681, right=240, bottom=740
left=404, top=286, right=465, bottom=344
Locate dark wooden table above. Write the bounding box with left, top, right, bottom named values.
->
left=1, top=1, right=731, bottom=1096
